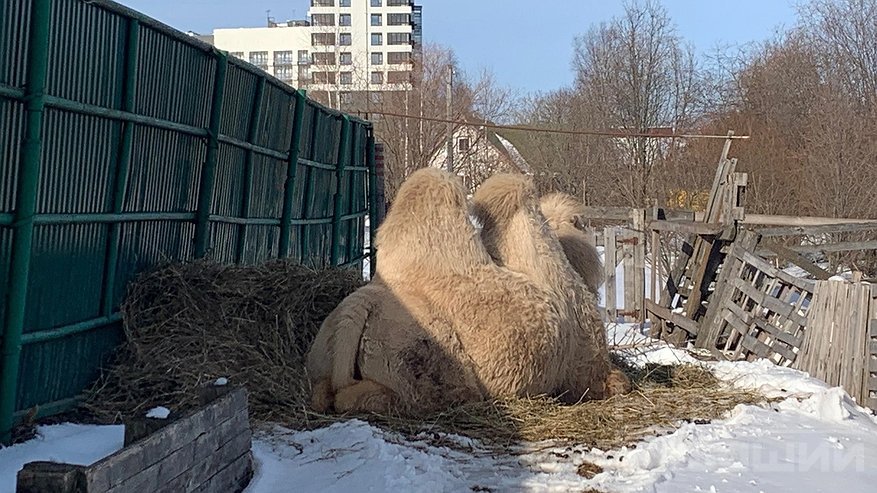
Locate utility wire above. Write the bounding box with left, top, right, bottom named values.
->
left=362, top=110, right=751, bottom=140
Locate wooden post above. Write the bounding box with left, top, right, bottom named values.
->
left=17, top=463, right=85, bottom=493
left=632, top=209, right=646, bottom=322
left=622, top=233, right=635, bottom=322
left=650, top=208, right=660, bottom=303
left=603, top=226, right=617, bottom=322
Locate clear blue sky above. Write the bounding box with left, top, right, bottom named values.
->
left=117, top=0, right=798, bottom=93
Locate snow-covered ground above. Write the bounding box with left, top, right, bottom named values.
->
left=0, top=424, right=123, bottom=492
left=2, top=324, right=876, bottom=493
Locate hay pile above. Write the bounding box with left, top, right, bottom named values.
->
left=86, top=260, right=765, bottom=450
left=351, top=363, right=764, bottom=450
left=84, top=259, right=364, bottom=422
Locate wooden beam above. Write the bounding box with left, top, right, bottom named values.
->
left=758, top=221, right=877, bottom=237
left=582, top=206, right=634, bottom=221
left=757, top=240, right=877, bottom=256
left=764, top=244, right=833, bottom=280
left=744, top=214, right=877, bottom=227
left=649, top=220, right=724, bottom=236
left=645, top=299, right=699, bottom=335
left=732, top=247, right=817, bottom=293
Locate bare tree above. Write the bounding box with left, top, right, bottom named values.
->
left=369, top=44, right=514, bottom=200
left=799, top=0, right=877, bottom=111
left=571, top=0, right=705, bottom=207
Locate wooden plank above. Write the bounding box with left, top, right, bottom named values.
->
left=582, top=206, right=634, bottom=221
left=704, top=157, right=735, bottom=223
left=740, top=334, right=771, bottom=358
left=673, top=155, right=735, bottom=331
left=583, top=206, right=700, bottom=223
left=758, top=221, right=877, bottom=237
left=604, top=227, right=617, bottom=321
left=682, top=236, right=721, bottom=320
left=747, top=313, right=803, bottom=348
left=733, top=248, right=817, bottom=293
left=86, top=389, right=247, bottom=491
left=728, top=172, right=747, bottom=222
left=659, top=238, right=694, bottom=307
left=650, top=225, right=659, bottom=302
left=106, top=411, right=249, bottom=493
left=732, top=277, right=808, bottom=327
left=622, top=233, right=635, bottom=321
left=764, top=244, right=832, bottom=280
left=157, top=428, right=252, bottom=492
left=192, top=451, right=252, bottom=493
left=649, top=220, right=724, bottom=236
left=757, top=240, right=877, bottom=256
left=652, top=208, right=697, bottom=222
left=632, top=209, right=646, bottom=322
left=645, top=299, right=699, bottom=335
left=721, top=307, right=751, bottom=338
left=694, top=232, right=759, bottom=349
left=744, top=214, right=877, bottom=227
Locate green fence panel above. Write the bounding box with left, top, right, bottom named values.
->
left=0, top=0, right=375, bottom=443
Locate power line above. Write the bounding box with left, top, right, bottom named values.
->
left=364, top=110, right=751, bottom=140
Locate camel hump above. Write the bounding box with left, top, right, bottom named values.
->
left=471, top=173, right=539, bottom=228
left=540, top=192, right=586, bottom=229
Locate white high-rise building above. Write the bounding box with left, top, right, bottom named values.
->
left=209, top=0, right=422, bottom=104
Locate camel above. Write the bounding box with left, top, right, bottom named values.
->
left=307, top=168, right=620, bottom=413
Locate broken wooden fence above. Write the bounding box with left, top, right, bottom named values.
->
left=793, top=282, right=877, bottom=410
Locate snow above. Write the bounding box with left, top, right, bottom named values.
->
left=242, top=325, right=877, bottom=492
left=146, top=406, right=171, bottom=419
left=596, top=246, right=664, bottom=315
left=3, top=324, right=876, bottom=493
left=0, top=424, right=124, bottom=492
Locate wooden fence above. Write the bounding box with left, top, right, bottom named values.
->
left=695, top=232, right=816, bottom=364
left=601, top=213, right=646, bottom=322
left=580, top=134, right=877, bottom=409
left=793, top=282, right=877, bottom=410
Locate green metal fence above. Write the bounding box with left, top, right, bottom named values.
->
left=0, top=0, right=377, bottom=443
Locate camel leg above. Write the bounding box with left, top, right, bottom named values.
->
left=605, top=367, right=632, bottom=397
left=310, top=377, right=334, bottom=413
left=333, top=379, right=396, bottom=414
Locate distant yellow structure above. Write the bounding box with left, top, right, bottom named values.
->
left=668, top=189, right=709, bottom=212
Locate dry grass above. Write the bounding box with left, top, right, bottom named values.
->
left=83, top=259, right=364, bottom=423
left=316, top=362, right=764, bottom=450
left=85, top=260, right=765, bottom=451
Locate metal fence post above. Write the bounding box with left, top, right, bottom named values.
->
left=330, top=116, right=351, bottom=266
left=279, top=90, right=306, bottom=258
left=193, top=51, right=228, bottom=258
left=366, top=129, right=377, bottom=278
left=101, top=18, right=140, bottom=314
left=234, top=77, right=265, bottom=263
left=0, top=0, right=52, bottom=444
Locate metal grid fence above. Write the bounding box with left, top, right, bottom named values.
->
left=0, top=0, right=377, bottom=442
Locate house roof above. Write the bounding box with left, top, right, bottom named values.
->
left=487, top=130, right=533, bottom=175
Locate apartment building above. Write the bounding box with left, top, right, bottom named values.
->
left=210, top=0, right=422, bottom=104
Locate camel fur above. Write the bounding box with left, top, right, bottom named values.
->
left=539, top=192, right=604, bottom=297
left=472, top=175, right=627, bottom=400
left=307, top=168, right=618, bottom=413
left=536, top=192, right=631, bottom=396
